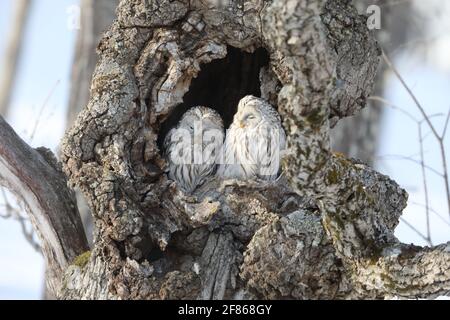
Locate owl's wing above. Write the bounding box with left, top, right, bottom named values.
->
left=201, top=128, right=224, bottom=165
left=192, top=129, right=224, bottom=184
left=256, top=124, right=286, bottom=180
left=219, top=127, right=259, bottom=179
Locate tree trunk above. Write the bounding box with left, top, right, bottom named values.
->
left=0, top=0, right=31, bottom=117
left=39, top=1, right=120, bottom=300
left=67, top=0, right=120, bottom=247
left=66, top=0, right=120, bottom=128
left=2, top=0, right=450, bottom=300
left=331, top=0, right=413, bottom=165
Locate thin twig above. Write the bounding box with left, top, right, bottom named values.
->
left=409, top=201, right=450, bottom=227
left=376, top=154, right=443, bottom=177
left=383, top=50, right=450, bottom=218
left=368, top=96, right=418, bottom=122
left=29, top=80, right=60, bottom=140
left=0, top=187, right=41, bottom=253
left=442, top=107, right=450, bottom=139
left=418, top=124, right=431, bottom=243
left=400, top=217, right=433, bottom=246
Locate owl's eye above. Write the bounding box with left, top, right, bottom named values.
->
left=245, top=114, right=255, bottom=121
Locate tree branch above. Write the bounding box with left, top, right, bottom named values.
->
left=0, top=116, right=89, bottom=295
left=321, top=159, right=450, bottom=298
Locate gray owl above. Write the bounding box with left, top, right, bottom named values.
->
left=164, top=106, right=224, bottom=193
left=218, top=95, right=286, bottom=181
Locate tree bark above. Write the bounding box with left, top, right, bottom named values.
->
left=67, top=0, right=120, bottom=248
left=3, top=0, right=450, bottom=300
left=43, top=0, right=119, bottom=299
left=331, top=0, right=413, bottom=165
left=0, top=0, right=32, bottom=117
left=67, top=0, right=120, bottom=128
left=0, top=116, right=88, bottom=296
left=39, top=0, right=119, bottom=300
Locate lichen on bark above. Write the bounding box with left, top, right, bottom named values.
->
left=55, top=0, right=450, bottom=300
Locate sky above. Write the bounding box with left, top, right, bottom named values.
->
left=0, top=0, right=449, bottom=299
left=380, top=57, right=450, bottom=246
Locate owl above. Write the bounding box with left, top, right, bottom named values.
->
left=164, top=106, right=224, bottom=193
left=218, top=95, right=286, bottom=181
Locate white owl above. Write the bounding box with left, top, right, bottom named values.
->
left=164, top=106, right=224, bottom=193
left=218, top=95, right=286, bottom=181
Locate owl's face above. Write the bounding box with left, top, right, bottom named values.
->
left=178, top=106, right=223, bottom=134
left=232, top=96, right=280, bottom=131
left=235, top=104, right=263, bottom=129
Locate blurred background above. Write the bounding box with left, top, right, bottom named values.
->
left=0, top=0, right=449, bottom=299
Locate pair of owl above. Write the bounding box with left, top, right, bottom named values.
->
left=164, top=95, right=287, bottom=193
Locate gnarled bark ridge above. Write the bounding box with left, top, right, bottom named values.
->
left=3, top=0, right=448, bottom=299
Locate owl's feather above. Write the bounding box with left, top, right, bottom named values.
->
left=218, top=95, right=286, bottom=181
left=164, top=106, right=224, bottom=193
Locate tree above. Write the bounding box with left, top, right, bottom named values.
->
left=67, top=0, right=120, bottom=128
left=331, top=0, right=414, bottom=165
left=67, top=0, right=120, bottom=246
left=0, top=0, right=32, bottom=117
left=1, top=0, right=450, bottom=299
left=39, top=1, right=120, bottom=300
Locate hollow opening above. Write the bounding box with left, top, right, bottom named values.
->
left=158, top=46, right=270, bottom=148
left=147, top=246, right=165, bottom=262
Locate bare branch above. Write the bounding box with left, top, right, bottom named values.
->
left=29, top=80, right=60, bottom=141
left=442, top=107, right=450, bottom=139
left=321, top=162, right=450, bottom=298
left=368, top=96, right=418, bottom=122
left=1, top=186, right=41, bottom=251
left=355, top=242, right=450, bottom=299
left=418, top=124, right=431, bottom=243
left=400, top=217, right=432, bottom=246
left=383, top=51, right=450, bottom=218
left=376, top=154, right=443, bottom=177
left=0, top=115, right=88, bottom=295
left=409, top=201, right=450, bottom=227
left=382, top=52, right=438, bottom=138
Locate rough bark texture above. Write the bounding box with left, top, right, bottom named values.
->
left=331, top=0, right=413, bottom=165
left=56, top=0, right=450, bottom=299
left=67, top=0, right=120, bottom=128
left=67, top=0, right=120, bottom=250
left=0, top=116, right=89, bottom=296
left=4, top=0, right=450, bottom=300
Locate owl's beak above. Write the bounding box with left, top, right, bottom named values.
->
left=239, top=121, right=245, bottom=128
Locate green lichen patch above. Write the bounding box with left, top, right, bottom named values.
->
left=72, top=251, right=91, bottom=268
left=306, top=108, right=326, bottom=129
left=326, top=169, right=340, bottom=185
